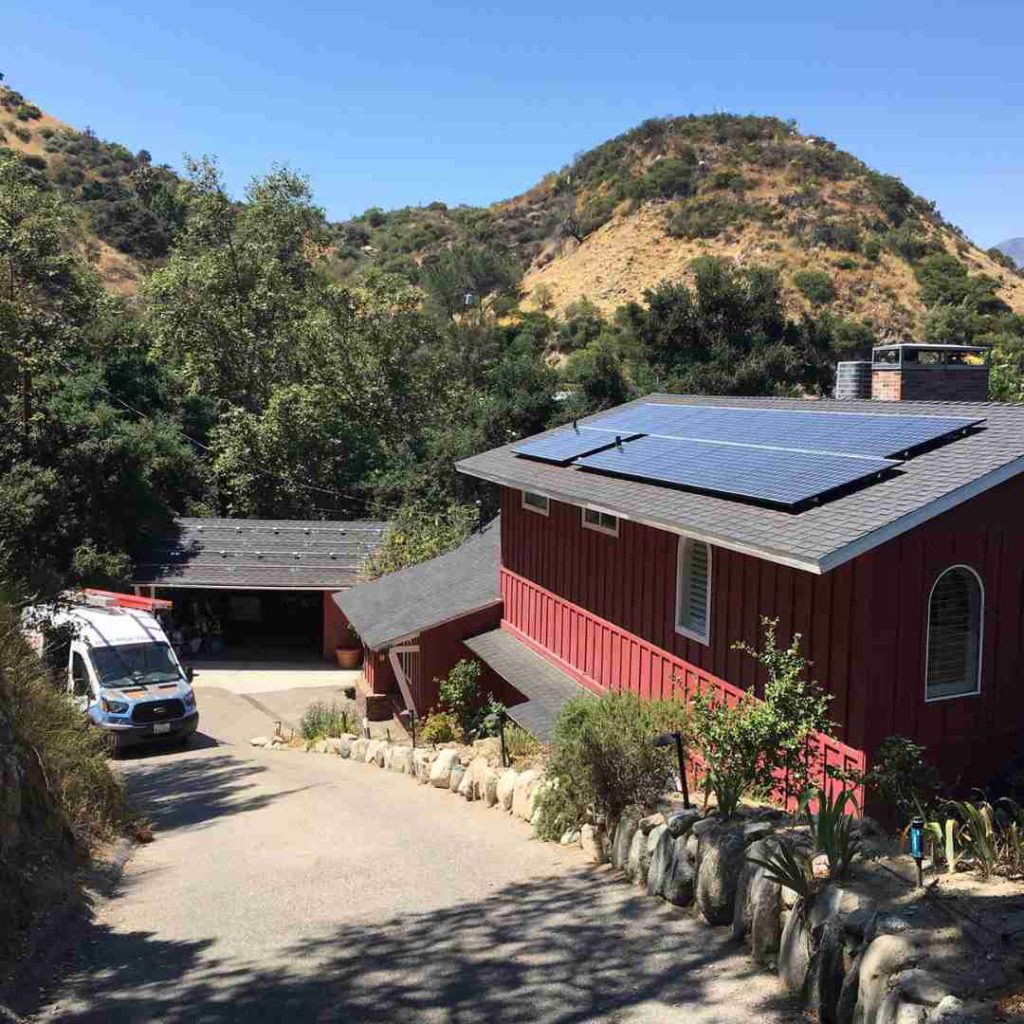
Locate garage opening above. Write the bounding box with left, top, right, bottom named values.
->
left=160, top=588, right=324, bottom=662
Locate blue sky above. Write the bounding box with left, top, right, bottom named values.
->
left=4, top=0, right=1021, bottom=245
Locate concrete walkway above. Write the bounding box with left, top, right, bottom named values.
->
left=21, top=685, right=800, bottom=1024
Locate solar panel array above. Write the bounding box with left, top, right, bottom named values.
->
left=579, top=404, right=983, bottom=459
left=512, top=427, right=641, bottom=464
left=577, top=436, right=896, bottom=507
left=511, top=402, right=985, bottom=509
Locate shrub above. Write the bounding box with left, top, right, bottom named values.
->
left=439, top=658, right=482, bottom=737
left=629, top=156, right=697, bottom=200
left=793, top=270, right=837, bottom=306
left=300, top=700, right=355, bottom=740
left=863, top=735, right=941, bottom=819
left=21, top=154, right=46, bottom=171
left=801, top=786, right=861, bottom=879
left=534, top=691, right=687, bottom=840
left=15, top=102, right=42, bottom=122
left=862, top=235, right=882, bottom=262
left=420, top=710, right=458, bottom=744
left=504, top=721, right=542, bottom=765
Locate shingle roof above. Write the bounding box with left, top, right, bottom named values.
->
left=456, top=394, right=1024, bottom=574
left=133, top=517, right=388, bottom=590
left=463, top=627, right=590, bottom=743
left=334, top=517, right=501, bottom=650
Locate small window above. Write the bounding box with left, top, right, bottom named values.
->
left=676, top=537, right=711, bottom=644
left=582, top=507, right=618, bottom=536
left=71, top=652, right=91, bottom=697
left=926, top=565, right=983, bottom=701
left=522, top=490, right=549, bottom=515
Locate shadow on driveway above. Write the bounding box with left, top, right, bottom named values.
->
left=27, top=870, right=801, bottom=1023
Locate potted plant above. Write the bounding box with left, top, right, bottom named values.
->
left=335, top=622, right=362, bottom=669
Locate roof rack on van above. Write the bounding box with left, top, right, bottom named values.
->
left=79, top=589, right=173, bottom=613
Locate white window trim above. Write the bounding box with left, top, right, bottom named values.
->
left=924, top=563, right=984, bottom=704
left=521, top=490, right=550, bottom=516
left=675, top=536, right=711, bottom=646
left=581, top=506, right=619, bottom=537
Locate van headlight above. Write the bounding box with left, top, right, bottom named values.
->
left=183, top=689, right=196, bottom=708
left=101, top=695, right=129, bottom=715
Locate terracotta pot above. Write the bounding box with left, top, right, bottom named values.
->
left=335, top=646, right=362, bottom=669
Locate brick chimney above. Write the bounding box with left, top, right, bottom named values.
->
left=870, top=344, right=990, bottom=402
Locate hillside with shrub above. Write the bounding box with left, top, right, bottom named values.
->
left=4, top=85, right=1023, bottom=338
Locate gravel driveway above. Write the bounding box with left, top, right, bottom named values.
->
left=20, top=684, right=800, bottom=1023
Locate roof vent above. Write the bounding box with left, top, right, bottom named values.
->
left=219, top=550, right=227, bottom=558
left=293, top=552, right=301, bottom=559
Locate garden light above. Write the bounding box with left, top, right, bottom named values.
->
left=652, top=731, right=692, bottom=808
left=909, top=816, right=925, bottom=887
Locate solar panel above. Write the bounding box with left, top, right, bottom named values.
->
left=576, top=436, right=897, bottom=508
left=512, top=426, right=642, bottom=464
left=582, top=403, right=982, bottom=459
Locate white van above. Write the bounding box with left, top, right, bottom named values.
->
left=24, top=590, right=199, bottom=752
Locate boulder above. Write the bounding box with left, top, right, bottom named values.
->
left=512, top=770, right=539, bottom=821
left=312, top=738, right=330, bottom=754
left=666, top=808, right=702, bottom=837
left=412, top=748, right=433, bottom=782
left=364, top=739, right=383, bottom=765
left=743, top=821, right=775, bottom=845
left=449, top=763, right=466, bottom=792
left=497, top=769, right=518, bottom=811
left=836, top=949, right=864, bottom=1024
left=580, top=823, right=604, bottom=863
left=639, top=823, right=667, bottom=884
left=249, top=736, right=270, bottom=747
left=857, top=934, right=922, bottom=1024
left=894, top=1003, right=927, bottom=1024
left=662, top=836, right=696, bottom=906
left=646, top=828, right=674, bottom=897
left=929, top=996, right=966, bottom=1023
left=560, top=829, right=581, bottom=846
left=895, top=969, right=947, bottom=1007
left=625, top=828, right=646, bottom=883
left=696, top=825, right=747, bottom=924
left=333, top=735, right=355, bottom=758
left=733, top=838, right=782, bottom=964
left=691, top=816, right=719, bottom=839
left=457, top=756, right=490, bottom=800
left=389, top=746, right=414, bottom=775
left=350, top=737, right=369, bottom=763
left=778, top=902, right=812, bottom=998
left=374, top=743, right=389, bottom=768
left=812, top=915, right=847, bottom=1024
left=685, top=833, right=699, bottom=863
left=429, top=748, right=460, bottom=788
left=483, top=768, right=500, bottom=807
left=611, top=807, right=642, bottom=870
left=638, top=812, right=665, bottom=834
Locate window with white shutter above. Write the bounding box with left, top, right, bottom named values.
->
left=926, top=565, right=983, bottom=701
left=676, top=537, right=711, bottom=644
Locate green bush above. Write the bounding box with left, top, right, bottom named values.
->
left=534, top=691, right=687, bottom=840
left=863, top=735, right=941, bottom=819
left=420, top=710, right=458, bottom=744
left=299, top=700, right=355, bottom=740
left=793, top=270, right=837, bottom=306
left=15, top=102, right=42, bottom=122
left=439, top=658, right=481, bottom=736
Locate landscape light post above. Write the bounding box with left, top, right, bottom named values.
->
left=652, top=731, right=691, bottom=808
left=498, top=711, right=509, bottom=768
left=909, top=816, right=925, bottom=887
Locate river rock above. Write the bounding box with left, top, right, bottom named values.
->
left=625, top=827, right=647, bottom=883
left=496, top=769, right=518, bottom=811
left=662, top=836, right=696, bottom=906
left=638, top=812, right=665, bottom=834
left=812, top=915, right=847, bottom=1024
left=580, top=823, right=604, bottom=863
left=895, top=969, right=948, bottom=1007
left=334, top=735, right=354, bottom=758
left=666, top=808, right=702, bottom=837
left=512, top=770, right=538, bottom=820
left=457, top=756, right=490, bottom=799
left=691, top=816, right=719, bottom=839
left=449, top=763, right=466, bottom=792
left=364, top=739, right=383, bottom=765
left=646, top=828, right=673, bottom=896
left=389, top=745, right=414, bottom=775
left=412, top=748, right=433, bottom=782
left=779, top=902, right=812, bottom=998
left=611, top=807, right=642, bottom=870
left=857, top=934, right=922, bottom=1024
left=836, top=949, right=864, bottom=1024
left=483, top=768, right=500, bottom=807
left=696, top=825, right=747, bottom=924
left=350, top=737, right=369, bottom=762
left=429, top=748, right=460, bottom=788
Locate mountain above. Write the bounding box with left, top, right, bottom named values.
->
left=996, top=238, right=1024, bottom=269
left=4, top=84, right=1023, bottom=334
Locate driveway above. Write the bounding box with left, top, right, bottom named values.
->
left=20, top=681, right=799, bottom=1023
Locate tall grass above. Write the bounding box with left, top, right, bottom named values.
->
left=299, top=700, right=356, bottom=740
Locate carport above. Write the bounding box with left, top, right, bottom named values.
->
left=133, top=517, right=388, bottom=662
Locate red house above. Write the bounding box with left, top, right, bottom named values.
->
left=449, top=346, right=1024, bottom=791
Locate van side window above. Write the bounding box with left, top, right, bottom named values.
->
left=71, top=652, right=91, bottom=696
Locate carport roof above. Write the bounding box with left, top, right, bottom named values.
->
left=335, top=517, right=500, bottom=650
left=133, top=517, right=389, bottom=590
left=462, top=627, right=590, bottom=743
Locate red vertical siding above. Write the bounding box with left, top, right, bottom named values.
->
left=322, top=591, right=354, bottom=661
left=500, top=474, right=1024, bottom=790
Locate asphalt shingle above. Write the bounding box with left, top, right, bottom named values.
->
left=335, top=517, right=500, bottom=650
left=456, top=394, right=1024, bottom=573
left=133, top=517, right=388, bottom=590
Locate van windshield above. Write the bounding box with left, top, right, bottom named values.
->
left=90, top=642, right=182, bottom=688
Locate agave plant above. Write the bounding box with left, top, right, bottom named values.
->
left=922, top=815, right=961, bottom=874
left=947, top=799, right=998, bottom=878
left=748, top=839, right=814, bottom=902
left=800, top=785, right=861, bottom=880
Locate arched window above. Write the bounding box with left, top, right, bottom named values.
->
left=926, top=565, right=983, bottom=701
